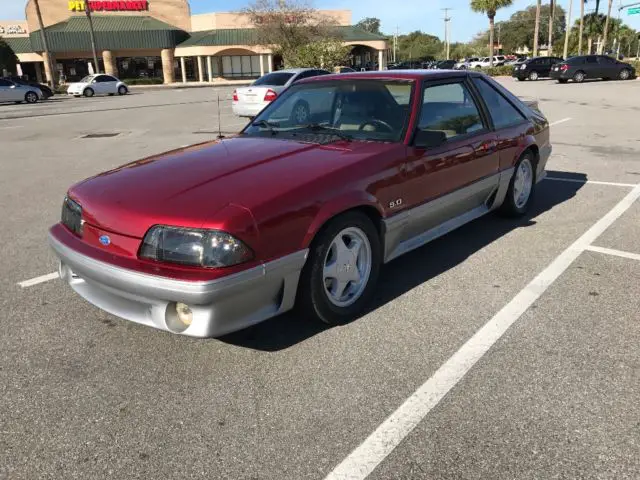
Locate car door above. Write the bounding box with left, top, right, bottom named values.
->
left=401, top=79, right=500, bottom=240
left=0, top=79, right=16, bottom=102
left=470, top=76, right=531, bottom=176
left=596, top=55, right=617, bottom=78
left=585, top=55, right=600, bottom=78
left=102, top=75, right=119, bottom=94
left=538, top=57, right=551, bottom=76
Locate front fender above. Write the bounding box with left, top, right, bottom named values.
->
left=302, top=191, right=385, bottom=248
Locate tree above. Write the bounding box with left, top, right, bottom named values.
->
left=355, top=17, right=381, bottom=34
left=563, top=0, right=574, bottom=59
left=548, top=0, right=555, bottom=55
left=0, top=39, right=18, bottom=75
left=470, top=0, right=514, bottom=66
left=533, top=0, right=541, bottom=56
left=600, top=0, right=614, bottom=54
left=397, top=31, right=443, bottom=61
left=285, top=38, right=350, bottom=69
left=244, top=0, right=341, bottom=64
left=491, top=4, right=565, bottom=54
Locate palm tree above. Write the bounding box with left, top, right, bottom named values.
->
left=548, top=0, right=555, bottom=56
left=578, top=0, right=585, bottom=54
left=600, top=0, right=614, bottom=54
left=533, top=0, right=541, bottom=57
left=470, top=0, right=514, bottom=67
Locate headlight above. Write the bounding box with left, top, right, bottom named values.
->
left=139, top=226, right=253, bottom=268
left=521, top=64, right=527, bottom=70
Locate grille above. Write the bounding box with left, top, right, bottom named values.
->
left=61, top=196, right=83, bottom=236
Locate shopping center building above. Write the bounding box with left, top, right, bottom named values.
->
left=0, top=0, right=389, bottom=84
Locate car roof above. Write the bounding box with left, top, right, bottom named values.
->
left=268, top=68, right=318, bottom=74
left=299, top=69, right=476, bottom=84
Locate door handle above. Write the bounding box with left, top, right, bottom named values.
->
left=475, top=140, right=497, bottom=152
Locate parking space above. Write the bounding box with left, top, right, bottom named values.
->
left=1, top=78, right=639, bottom=479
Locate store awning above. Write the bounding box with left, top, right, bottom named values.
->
left=29, top=16, right=189, bottom=52
left=3, top=37, right=34, bottom=54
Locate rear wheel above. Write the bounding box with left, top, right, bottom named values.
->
left=528, top=71, right=539, bottom=81
left=118, top=85, right=128, bottom=95
left=297, top=212, right=381, bottom=326
left=24, top=91, right=38, bottom=104
left=573, top=71, right=586, bottom=83
left=499, top=152, right=536, bottom=217
left=83, top=88, right=95, bottom=97
left=619, top=68, right=631, bottom=80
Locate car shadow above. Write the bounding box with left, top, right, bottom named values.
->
left=219, top=171, right=586, bottom=351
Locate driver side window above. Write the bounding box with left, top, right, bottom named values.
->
left=419, top=82, right=484, bottom=140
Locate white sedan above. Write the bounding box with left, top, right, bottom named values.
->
left=0, top=78, right=42, bottom=104
left=232, top=68, right=330, bottom=119
left=67, top=74, right=128, bottom=97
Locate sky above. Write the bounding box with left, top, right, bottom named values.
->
left=2, top=0, right=640, bottom=43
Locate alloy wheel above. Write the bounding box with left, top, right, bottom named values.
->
left=513, top=158, right=533, bottom=209
left=620, top=69, right=630, bottom=80
left=25, top=92, right=37, bottom=103
left=322, top=227, right=372, bottom=308
left=529, top=71, right=539, bottom=81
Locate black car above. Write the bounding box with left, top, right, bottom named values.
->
left=513, top=56, right=563, bottom=81
left=5, top=77, right=54, bottom=99
left=434, top=59, right=457, bottom=70
left=550, top=55, right=636, bottom=83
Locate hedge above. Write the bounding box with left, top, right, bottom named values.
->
left=121, top=78, right=163, bottom=85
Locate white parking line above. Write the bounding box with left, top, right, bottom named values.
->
left=545, top=177, right=637, bottom=188
left=549, top=117, right=572, bottom=126
left=585, top=245, right=640, bottom=262
left=18, top=272, right=59, bottom=288
left=324, top=182, right=640, bottom=480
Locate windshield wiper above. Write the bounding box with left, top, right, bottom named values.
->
left=251, top=119, right=280, bottom=135
left=302, top=123, right=352, bottom=142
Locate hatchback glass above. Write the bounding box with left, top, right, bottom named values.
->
left=244, top=80, right=414, bottom=143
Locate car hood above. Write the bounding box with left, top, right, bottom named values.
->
left=68, top=82, right=88, bottom=89
left=69, top=136, right=391, bottom=238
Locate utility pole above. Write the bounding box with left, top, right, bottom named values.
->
left=533, top=0, right=541, bottom=57
left=497, top=23, right=502, bottom=54
left=563, top=0, right=574, bottom=59
left=394, top=25, right=398, bottom=63
left=84, top=0, right=100, bottom=74
left=33, top=0, right=56, bottom=87
left=548, top=0, right=555, bottom=56
left=442, top=8, right=452, bottom=60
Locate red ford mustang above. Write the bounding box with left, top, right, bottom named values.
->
left=49, top=71, right=551, bottom=337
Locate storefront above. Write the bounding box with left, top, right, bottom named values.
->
left=1, top=1, right=389, bottom=84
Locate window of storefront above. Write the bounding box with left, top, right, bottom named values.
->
left=116, top=57, right=162, bottom=80
left=57, top=59, right=105, bottom=83
left=221, top=55, right=261, bottom=78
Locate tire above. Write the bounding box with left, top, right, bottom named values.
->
left=118, top=86, right=128, bottom=95
left=528, top=71, right=539, bottom=81
left=83, top=88, right=95, bottom=97
left=108, top=93, right=115, bottom=96
left=619, top=68, right=631, bottom=80
left=290, top=100, right=310, bottom=125
left=573, top=71, right=586, bottom=83
left=24, top=91, right=38, bottom=104
left=498, top=152, right=536, bottom=217
left=558, top=79, right=568, bottom=84
left=516, top=77, right=524, bottom=81
left=297, top=212, right=382, bottom=326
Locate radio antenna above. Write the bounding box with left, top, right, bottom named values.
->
left=216, top=93, right=224, bottom=139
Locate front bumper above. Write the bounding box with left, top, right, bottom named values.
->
left=49, top=230, right=308, bottom=337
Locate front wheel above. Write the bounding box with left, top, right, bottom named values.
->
left=24, top=91, right=39, bottom=104
left=499, top=152, right=536, bottom=217
left=297, top=212, right=381, bottom=326
left=528, top=71, right=539, bottom=81
left=619, top=68, right=631, bottom=80
left=83, top=88, right=95, bottom=97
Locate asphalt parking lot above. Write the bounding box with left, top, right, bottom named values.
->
left=1, top=77, right=639, bottom=479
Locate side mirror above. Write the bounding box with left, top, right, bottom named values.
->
left=414, top=129, right=447, bottom=149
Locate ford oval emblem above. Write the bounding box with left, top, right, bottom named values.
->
left=99, top=235, right=111, bottom=246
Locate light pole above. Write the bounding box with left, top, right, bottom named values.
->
left=84, top=0, right=100, bottom=73
left=563, top=0, right=574, bottom=59
left=33, top=0, right=56, bottom=87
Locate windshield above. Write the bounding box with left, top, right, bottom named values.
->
left=243, top=80, right=414, bottom=143
left=253, top=72, right=294, bottom=86
left=79, top=75, right=94, bottom=83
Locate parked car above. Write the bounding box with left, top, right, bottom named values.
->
left=5, top=76, right=54, bottom=99
left=470, top=56, right=506, bottom=68
left=67, top=74, right=128, bottom=97
left=550, top=55, right=636, bottom=83
left=455, top=57, right=479, bottom=69
left=49, top=70, right=551, bottom=337
left=0, top=78, right=42, bottom=104
left=513, top=56, right=563, bottom=81
left=232, top=68, right=330, bottom=118
left=434, top=60, right=457, bottom=69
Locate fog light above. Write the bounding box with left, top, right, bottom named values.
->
left=176, top=303, right=193, bottom=327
